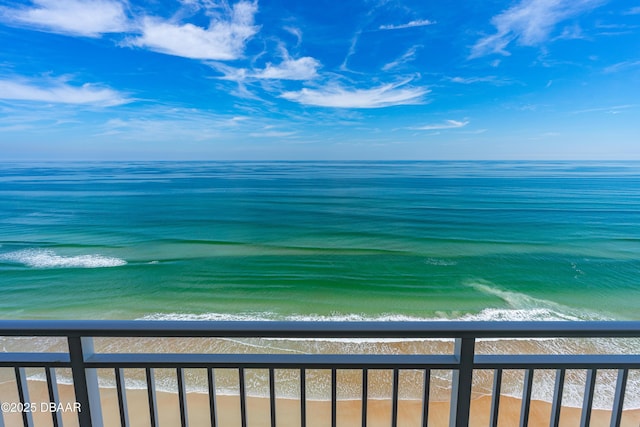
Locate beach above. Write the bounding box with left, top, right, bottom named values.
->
left=1, top=380, right=639, bottom=427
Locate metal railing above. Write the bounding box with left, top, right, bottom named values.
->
left=0, top=320, right=639, bottom=427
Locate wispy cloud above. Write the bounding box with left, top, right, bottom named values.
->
left=382, top=46, right=421, bottom=71
left=412, top=119, right=469, bottom=130
left=283, top=26, right=303, bottom=47
left=379, top=19, right=436, bottom=30
left=340, top=30, right=362, bottom=72
left=449, top=76, right=511, bottom=85
left=208, top=54, right=321, bottom=101
left=129, top=1, right=258, bottom=60
left=253, top=57, right=320, bottom=80
left=0, top=0, right=129, bottom=37
left=470, top=0, right=604, bottom=58
left=0, top=77, right=131, bottom=106
left=603, top=60, right=640, bottom=74
left=97, top=107, right=304, bottom=144
left=624, top=6, right=640, bottom=15
left=555, top=24, right=585, bottom=40
left=281, top=79, right=429, bottom=108
left=249, top=130, right=296, bottom=137
left=571, top=104, right=637, bottom=114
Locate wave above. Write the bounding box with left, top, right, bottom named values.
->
left=0, top=249, right=127, bottom=268
left=139, top=311, right=440, bottom=322
left=137, top=310, right=639, bottom=409
left=425, top=258, right=458, bottom=266
left=466, top=280, right=610, bottom=321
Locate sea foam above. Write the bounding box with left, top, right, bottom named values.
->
left=0, top=249, right=127, bottom=268
left=115, top=311, right=640, bottom=409
left=466, top=280, right=609, bottom=321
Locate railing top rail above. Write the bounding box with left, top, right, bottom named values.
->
left=0, top=320, right=640, bottom=338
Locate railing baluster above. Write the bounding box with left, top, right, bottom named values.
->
left=331, top=369, right=337, bottom=427
left=391, top=369, right=399, bottom=427
left=300, top=368, right=306, bottom=427
left=520, top=369, right=534, bottom=427
left=68, top=336, right=101, bottom=427
left=580, top=369, right=597, bottom=427
left=239, top=368, right=248, bottom=427
left=269, top=368, right=276, bottom=427
left=207, top=368, right=218, bottom=427
left=610, top=368, right=628, bottom=427
left=362, top=369, right=368, bottom=427
left=177, top=368, right=188, bottom=427
left=146, top=368, right=159, bottom=427
left=450, top=337, right=475, bottom=427
left=422, top=369, right=431, bottom=427
left=46, top=367, right=63, bottom=427
left=550, top=369, right=565, bottom=427
left=115, top=368, right=130, bottom=427
left=15, top=367, right=34, bottom=427
left=489, top=369, right=502, bottom=427
left=611, top=369, right=629, bottom=427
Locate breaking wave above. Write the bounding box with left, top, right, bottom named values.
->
left=0, top=249, right=127, bottom=268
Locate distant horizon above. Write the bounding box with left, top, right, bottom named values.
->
left=5, top=158, right=640, bottom=163
left=1, top=0, right=639, bottom=160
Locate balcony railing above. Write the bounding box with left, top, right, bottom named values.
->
left=0, top=320, right=639, bottom=427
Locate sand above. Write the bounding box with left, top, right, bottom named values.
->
left=0, top=380, right=638, bottom=427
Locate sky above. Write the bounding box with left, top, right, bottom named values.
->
left=0, top=0, right=639, bottom=160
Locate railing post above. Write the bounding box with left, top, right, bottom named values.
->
left=67, top=336, right=103, bottom=427
left=16, top=367, right=34, bottom=427
left=450, top=337, right=475, bottom=427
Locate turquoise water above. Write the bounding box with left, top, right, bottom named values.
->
left=1, top=161, right=640, bottom=321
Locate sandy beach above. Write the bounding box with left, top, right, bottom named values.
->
left=1, top=380, right=638, bottom=427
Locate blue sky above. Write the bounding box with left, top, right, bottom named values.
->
left=0, top=0, right=639, bottom=160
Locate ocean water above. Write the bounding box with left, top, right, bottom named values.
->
left=2, top=161, right=640, bottom=408
left=1, top=160, right=640, bottom=322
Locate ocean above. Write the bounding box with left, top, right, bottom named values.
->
left=1, top=161, right=639, bottom=406
left=1, top=161, right=639, bottom=322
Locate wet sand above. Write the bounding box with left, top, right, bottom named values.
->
left=1, top=380, right=638, bottom=427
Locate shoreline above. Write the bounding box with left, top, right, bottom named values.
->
left=1, top=380, right=638, bottom=427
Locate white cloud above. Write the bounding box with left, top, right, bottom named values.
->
left=0, top=0, right=129, bottom=37
left=571, top=104, right=637, bottom=114
left=451, top=76, right=493, bottom=84
left=382, top=46, right=420, bottom=71
left=284, top=26, right=303, bottom=46
left=340, top=30, right=362, bottom=72
left=253, top=57, right=320, bottom=80
left=603, top=60, right=640, bottom=74
left=449, top=76, right=513, bottom=86
left=379, top=19, right=436, bottom=30
left=413, top=120, right=469, bottom=130
left=556, top=24, right=585, bottom=40
left=470, top=0, right=604, bottom=58
left=281, top=80, right=428, bottom=108
left=624, top=6, right=640, bottom=15
left=0, top=77, right=131, bottom=106
left=249, top=130, right=296, bottom=137
left=129, top=1, right=258, bottom=60
left=211, top=51, right=320, bottom=81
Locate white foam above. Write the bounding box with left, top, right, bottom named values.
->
left=139, top=311, right=438, bottom=323
left=138, top=302, right=607, bottom=323
left=425, top=258, right=458, bottom=266
left=137, top=309, right=594, bottom=343
left=467, top=280, right=610, bottom=321
left=0, top=249, right=127, bottom=268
